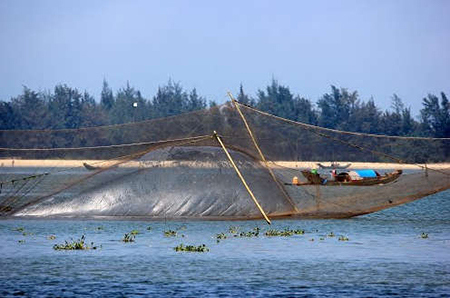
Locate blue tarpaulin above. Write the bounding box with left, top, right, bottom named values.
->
left=354, top=170, right=377, bottom=178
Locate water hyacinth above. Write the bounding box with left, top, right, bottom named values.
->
left=122, top=233, right=136, bottom=243
left=216, top=232, right=227, bottom=243
left=265, top=228, right=305, bottom=237
left=53, top=235, right=99, bottom=250
left=229, top=226, right=238, bottom=234
left=174, top=244, right=209, bottom=252
left=237, top=227, right=260, bottom=238
left=164, top=230, right=177, bottom=237
left=338, top=235, right=349, bottom=241
left=420, top=232, right=429, bottom=239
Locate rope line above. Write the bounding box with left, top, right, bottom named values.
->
left=236, top=102, right=450, bottom=177
left=228, top=93, right=299, bottom=213
left=0, top=106, right=221, bottom=133
left=237, top=102, right=450, bottom=141
left=0, top=135, right=211, bottom=151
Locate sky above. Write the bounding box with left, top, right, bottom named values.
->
left=0, top=0, right=449, bottom=115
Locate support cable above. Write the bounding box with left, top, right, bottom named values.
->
left=228, top=92, right=300, bottom=213
left=213, top=131, right=271, bottom=225
left=236, top=102, right=450, bottom=177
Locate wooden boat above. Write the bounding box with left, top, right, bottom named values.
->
left=317, top=162, right=351, bottom=169
left=299, top=169, right=402, bottom=186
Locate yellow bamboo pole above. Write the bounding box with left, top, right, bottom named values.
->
left=213, top=131, right=271, bottom=225
left=227, top=92, right=300, bottom=213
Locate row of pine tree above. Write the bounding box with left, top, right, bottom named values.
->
left=0, top=79, right=448, bottom=138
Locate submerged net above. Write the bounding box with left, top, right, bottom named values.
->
left=0, top=100, right=449, bottom=219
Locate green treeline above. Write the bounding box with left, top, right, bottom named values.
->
left=1, top=79, right=449, bottom=138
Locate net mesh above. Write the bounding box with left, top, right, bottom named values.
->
left=0, top=101, right=449, bottom=219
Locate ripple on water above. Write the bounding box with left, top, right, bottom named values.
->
left=0, top=190, right=449, bottom=297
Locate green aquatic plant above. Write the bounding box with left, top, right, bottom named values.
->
left=47, top=235, right=56, bottom=240
left=265, top=228, right=304, bottom=237
left=164, top=230, right=177, bottom=237
left=327, top=232, right=335, bottom=238
left=130, top=229, right=140, bottom=235
left=229, top=226, right=238, bottom=234
left=420, top=233, right=429, bottom=239
left=13, top=227, right=24, bottom=232
left=122, top=233, right=136, bottom=243
left=174, top=244, right=209, bottom=252
left=338, top=235, right=349, bottom=241
left=293, top=229, right=305, bottom=235
left=216, top=232, right=227, bottom=243
left=309, top=238, right=315, bottom=241
left=238, top=227, right=260, bottom=238
left=146, top=226, right=152, bottom=231
left=18, top=240, right=25, bottom=244
left=319, top=237, right=325, bottom=241
left=53, top=235, right=99, bottom=250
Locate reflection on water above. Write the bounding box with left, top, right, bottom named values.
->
left=1, top=190, right=449, bottom=297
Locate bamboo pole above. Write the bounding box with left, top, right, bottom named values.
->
left=213, top=131, right=271, bottom=225
left=227, top=92, right=300, bottom=213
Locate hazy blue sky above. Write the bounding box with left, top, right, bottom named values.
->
left=0, top=0, right=449, bottom=114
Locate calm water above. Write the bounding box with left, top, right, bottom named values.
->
left=1, top=191, right=449, bottom=297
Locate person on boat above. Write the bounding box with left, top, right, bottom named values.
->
left=330, top=169, right=337, bottom=181
left=310, top=168, right=328, bottom=185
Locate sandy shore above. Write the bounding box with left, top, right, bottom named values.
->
left=0, top=158, right=449, bottom=170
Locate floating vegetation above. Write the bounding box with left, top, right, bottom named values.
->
left=216, top=233, right=227, bottom=243
left=178, top=226, right=187, bottom=231
left=309, top=238, right=315, bottom=241
left=265, top=228, right=305, bottom=237
left=122, top=233, right=136, bottom=243
left=229, top=226, right=238, bottom=234
left=164, top=230, right=177, bottom=237
left=327, top=232, right=335, bottom=238
left=338, top=236, right=349, bottom=241
left=146, top=226, right=152, bottom=231
left=53, top=235, right=99, bottom=250
left=18, top=240, right=25, bottom=244
left=96, top=226, right=104, bottom=230
left=420, top=233, right=429, bottom=239
left=319, top=237, right=325, bottom=241
left=130, top=229, right=140, bottom=235
left=47, top=235, right=56, bottom=240
left=13, top=227, right=24, bottom=232
left=238, top=227, right=260, bottom=238
left=174, top=244, right=209, bottom=253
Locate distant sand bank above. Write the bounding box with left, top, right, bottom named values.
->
left=0, top=159, right=449, bottom=170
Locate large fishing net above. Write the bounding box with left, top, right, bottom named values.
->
left=0, top=99, right=449, bottom=220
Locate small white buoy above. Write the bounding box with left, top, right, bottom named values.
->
left=133, top=102, right=138, bottom=108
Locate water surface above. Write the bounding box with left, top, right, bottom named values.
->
left=1, top=190, right=449, bottom=297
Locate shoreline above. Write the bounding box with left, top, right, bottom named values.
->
left=0, top=159, right=449, bottom=170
